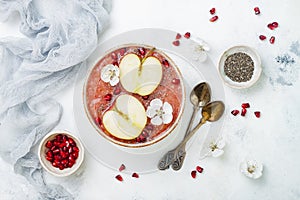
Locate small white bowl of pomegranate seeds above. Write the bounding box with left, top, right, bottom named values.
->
left=38, top=131, right=84, bottom=177
left=218, top=45, right=262, bottom=89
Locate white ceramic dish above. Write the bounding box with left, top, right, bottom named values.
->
left=73, top=28, right=225, bottom=173
left=38, top=130, right=84, bottom=177
left=218, top=45, right=262, bottom=89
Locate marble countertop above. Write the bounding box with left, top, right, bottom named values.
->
left=1, top=0, right=300, bottom=199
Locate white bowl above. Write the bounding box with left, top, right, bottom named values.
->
left=218, top=45, right=262, bottom=89
left=38, top=130, right=84, bottom=177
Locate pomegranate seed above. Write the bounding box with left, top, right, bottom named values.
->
left=196, top=166, right=204, bottom=173
left=254, top=111, right=261, bottom=118
left=209, top=16, right=218, bottom=22
left=52, top=149, right=60, bottom=154
left=73, top=146, right=79, bottom=153
left=113, top=86, right=121, bottom=95
left=115, top=175, right=123, bottom=182
left=46, top=150, right=53, bottom=158
left=45, top=141, right=53, bottom=148
left=259, top=35, right=267, bottom=40
left=162, top=59, right=170, bottom=67
left=132, top=172, right=139, bottom=178
left=95, top=117, right=101, bottom=125
left=56, top=134, right=63, bottom=142
left=119, top=164, right=126, bottom=172
left=269, top=36, right=275, bottom=44
left=54, top=155, right=62, bottom=161
left=138, top=47, right=146, bottom=56
left=191, top=170, right=197, bottom=179
left=68, top=138, right=76, bottom=146
left=142, top=95, right=149, bottom=100
left=241, top=103, right=250, bottom=109
left=61, top=159, right=68, bottom=166
left=119, top=48, right=126, bottom=56
left=171, top=78, right=180, bottom=84
left=46, top=156, right=53, bottom=162
left=145, top=125, right=154, bottom=131
left=72, top=151, right=79, bottom=159
left=184, top=32, right=191, bottom=39
left=241, top=108, right=247, bottom=116
left=267, top=23, right=275, bottom=30
left=172, top=40, right=180, bottom=46
left=272, top=22, right=278, bottom=28
left=59, top=165, right=64, bottom=170
left=209, top=8, right=216, bottom=15
left=112, top=61, right=119, bottom=67
left=175, top=33, right=181, bottom=40
left=231, top=110, right=240, bottom=116
left=104, top=93, right=112, bottom=101
left=111, top=52, right=117, bottom=60
left=254, top=7, right=260, bottom=15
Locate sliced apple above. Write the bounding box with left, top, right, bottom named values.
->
left=102, top=94, right=147, bottom=140
left=119, top=53, right=163, bottom=96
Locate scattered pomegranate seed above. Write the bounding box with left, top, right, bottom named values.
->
left=119, top=164, right=126, bottom=172
left=44, top=134, right=79, bottom=170
left=191, top=170, right=197, bottom=179
left=196, top=166, right=203, bottom=173
left=162, top=59, right=170, bottom=67
left=254, top=7, right=260, bottom=15
left=138, top=47, right=146, bottom=56
left=142, top=95, right=149, bottom=100
left=269, top=36, right=275, bottom=44
left=267, top=23, right=275, bottom=30
left=111, top=52, right=117, bottom=60
left=209, top=16, right=218, bottom=22
left=231, top=110, right=240, bottom=116
left=171, top=78, right=180, bottom=84
left=184, top=32, right=191, bottom=39
left=132, top=172, right=139, bottom=178
left=272, top=22, right=279, bottom=28
left=241, top=108, right=247, bottom=116
left=172, top=40, right=180, bottom=46
left=115, top=175, right=123, bottom=182
left=254, top=111, right=261, bottom=118
left=209, top=8, right=216, bottom=15
left=104, top=93, right=112, bottom=101
left=241, top=103, right=250, bottom=109
left=175, top=33, right=181, bottom=40
left=259, top=35, right=267, bottom=40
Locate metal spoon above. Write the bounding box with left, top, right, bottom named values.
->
left=158, top=82, right=211, bottom=170
left=171, top=101, right=225, bottom=171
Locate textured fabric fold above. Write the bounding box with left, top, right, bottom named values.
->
left=0, top=0, right=111, bottom=199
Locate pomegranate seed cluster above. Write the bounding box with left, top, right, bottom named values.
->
left=191, top=165, right=204, bottom=179
left=44, top=134, right=79, bottom=170
left=172, top=32, right=191, bottom=47
left=115, top=164, right=140, bottom=182
left=231, top=103, right=261, bottom=118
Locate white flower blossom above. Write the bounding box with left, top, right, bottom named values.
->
left=101, top=64, right=120, bottom=86
left=207, top=138, right=226, bottom=157
left=190, top=37, right=210, bottom=62
left=146, top=99, right=173, bottom=126
left=240, top=160, right=263, bottom=179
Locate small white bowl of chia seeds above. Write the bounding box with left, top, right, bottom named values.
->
left=218, top=45, right=262, bottom=89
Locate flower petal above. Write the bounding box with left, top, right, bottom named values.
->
left=163, top=102, right=173, bottom=114
left=110, top=76, right=119, bottom=86
left=217, top=139, right=226, bottom=149
left=162, top=113, right=173, bottom=124
left=151, top=116, right=163, bottom=125
left=211, top=149, right=224, bottom=157
left=150, top=98, right=163, bottom=107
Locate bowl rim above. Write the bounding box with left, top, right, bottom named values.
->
left=38, top=130, right=84, bottom=177
left=218, top=45, right=262, bottom=89
left=82, top=43, right=186, bottom=148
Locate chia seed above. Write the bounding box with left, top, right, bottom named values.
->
left=224, top=52, right=254, bottom=82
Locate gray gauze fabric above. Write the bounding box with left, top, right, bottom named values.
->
left=0, top=0, right=111, bottom=199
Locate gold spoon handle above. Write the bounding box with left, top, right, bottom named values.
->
left=157, top=106, right=199, bottom=170
left=171, top=118, right=207, bottom=171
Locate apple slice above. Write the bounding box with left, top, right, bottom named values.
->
left=119, top=53, right=162, bottom=96
left=102, top=94, right=147, bottom=140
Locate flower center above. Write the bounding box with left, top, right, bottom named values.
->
left=155, top=109, right=165, bottom=117
left=247, top=165, right=256, bottom=174
left=195, top=45, right=205, bottom=53
left=109, top=69, right=116, bottom=80
left=210, top=143, right=218, bottom=151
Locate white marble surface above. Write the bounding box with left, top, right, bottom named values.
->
left=1, top=0, right=300, bottom=199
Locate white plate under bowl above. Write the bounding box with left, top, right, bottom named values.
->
left=218, top=45, right=262, bottom=89
left=73, top=28, right=225, bottom=173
